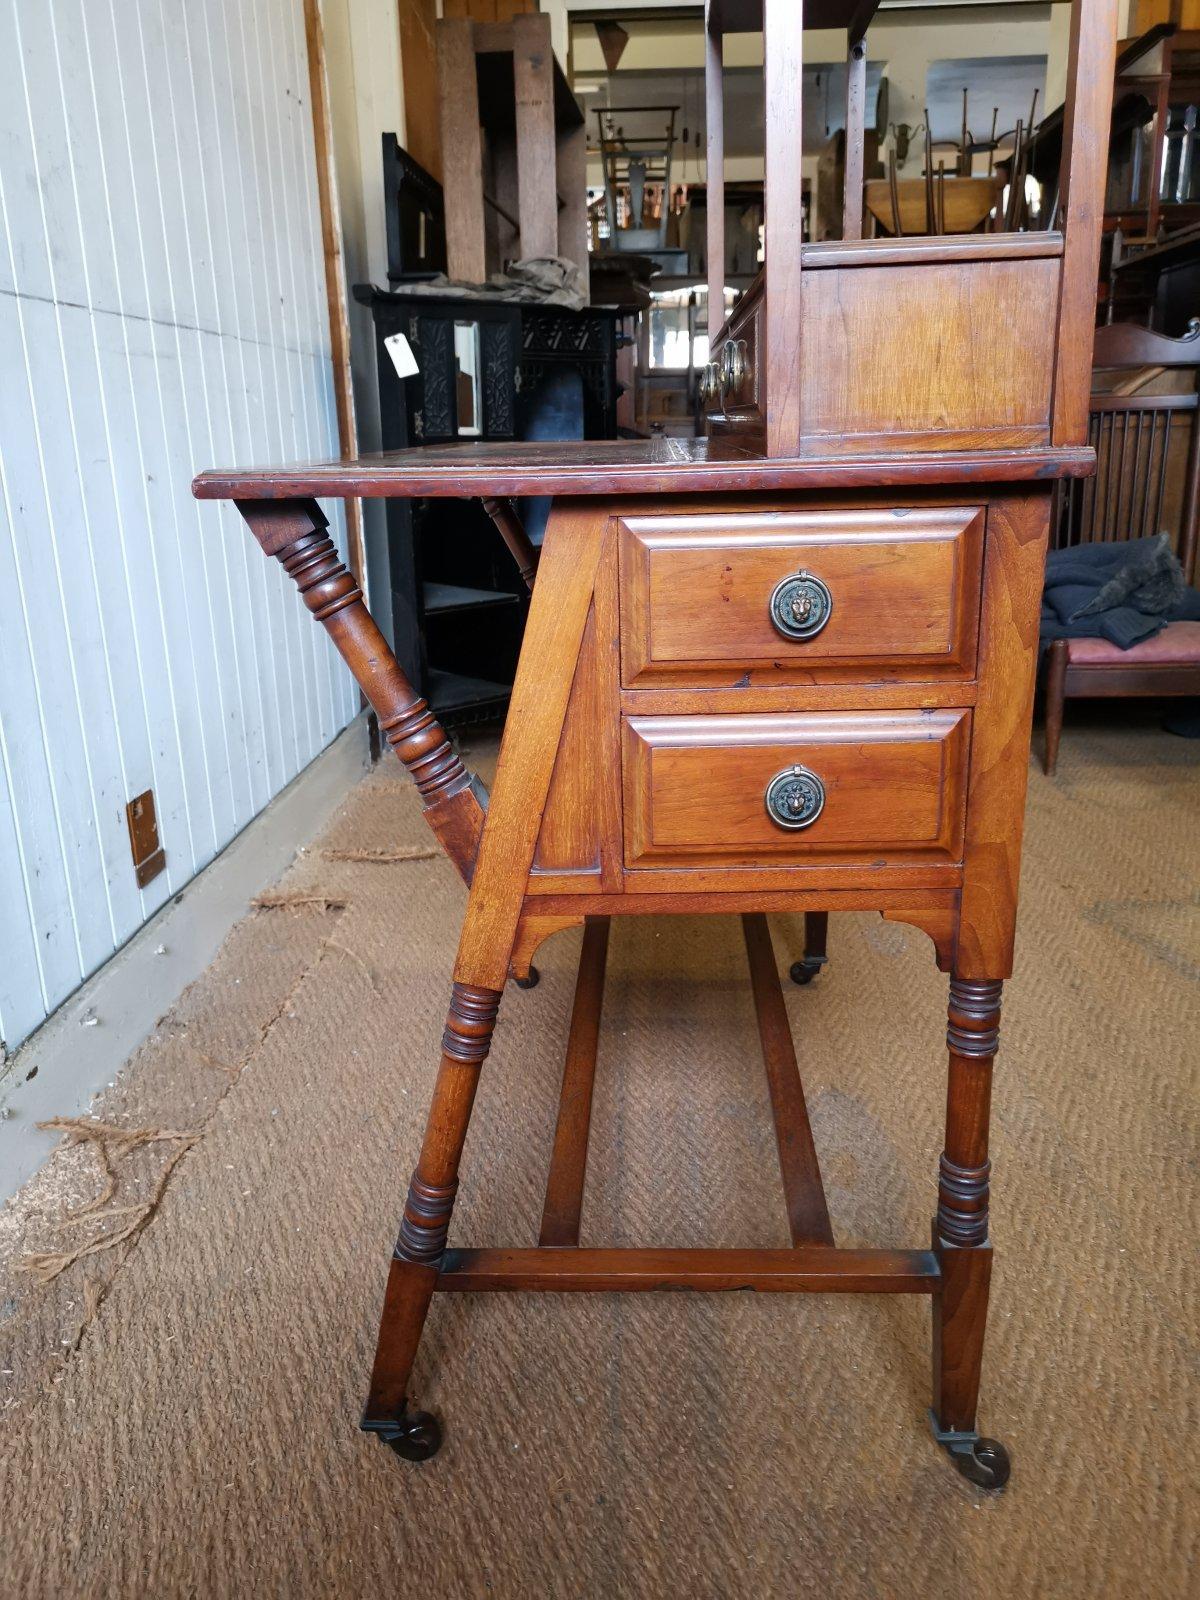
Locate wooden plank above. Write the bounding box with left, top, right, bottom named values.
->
left=437, top=1246, right=940, bottom=1293
left=396, top=0, right=442, bottom=181
left=805, top=232, right=1064, bottom=268
left=842, top=40, right=867, bottom=242
left=1053, top=0, right=1119, bottom=446
left=303, top=0, right=365, bottom=589
left=539, top=917, right=611, bottom=1246
left=763, top=0, right=805, bottom=456
left=193, top=441, right=1098, bottom=501
left=513, top=13, right=559, bottom=261
left=437, top=18, right=488, bottom=282
left=556, top=123, right=589, bottom=272
left=527, top=888, right=960, bottom=920
left=741, top=914, right=835, bottom=1247
left=706, top=14, right=726, bottom=339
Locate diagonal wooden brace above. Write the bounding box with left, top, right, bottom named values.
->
left=481, top=496, right=539, bottom=592
left=235, top=498, right=487, bottom=883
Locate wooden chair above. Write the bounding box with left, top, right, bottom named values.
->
left=1045, top=320, right=1200, bottom=773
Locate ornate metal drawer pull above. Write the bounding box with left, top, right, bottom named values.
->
left=720, top=338, right=750, bottom=400
left=769, top=569, right=833, bottom=641
left=764, top=766, right=826, bottom=830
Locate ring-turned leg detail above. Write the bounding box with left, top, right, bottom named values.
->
left=362, top=982, right=502, bottom=1461
left=931, top=978, right=1010, bottom=1486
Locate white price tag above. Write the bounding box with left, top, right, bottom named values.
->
left=384, top=331, right=419, bottom=379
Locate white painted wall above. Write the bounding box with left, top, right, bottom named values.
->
left=321, top=0, right=409, bottom=643
left=0, top=0, right=356, bottom=1058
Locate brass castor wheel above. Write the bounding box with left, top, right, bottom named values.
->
left=372, top=1405, right=443, bottom=1462
left=929, top=1414, right=1011, bottom=1490
left=514, top=966, right=540, bottom=990
left=789, top=957, right=826, bottom=986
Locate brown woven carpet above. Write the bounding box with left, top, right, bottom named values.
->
left=1, top=709, right=1196, bottom=1599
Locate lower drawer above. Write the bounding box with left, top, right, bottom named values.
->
left=622, top=710, right=969, bottom=869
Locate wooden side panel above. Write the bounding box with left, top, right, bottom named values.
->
left=454, top=503, right=606, bottom=989
left=800, top=258, right=1060, bottom=452
left=619, top=507, right=983, bottom=686
left=532, top=529, right=622, bottom=889
left=623, top=710, right=970, bottom=869
left=956, top=492, right=1053, bottom=979
left=533, top=604, right=603, bottom=876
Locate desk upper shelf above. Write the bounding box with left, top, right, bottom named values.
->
left=194, top=438, right=1094, bottom=503
left=707, top=1, right=881, bottom=40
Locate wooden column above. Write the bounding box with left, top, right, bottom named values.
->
left=438, top=18, right=487, bottom=282
left=764, top=0, right=805, bottom=457
left=842, top=38, right=867, bottom=243
left=932, top=979, right=1002, bottom=1435
left=513, top=13, right=559, bottom=261
left=1052, top=0, right=1119, bottom=445
left=705, top=12, right=726, bottom=341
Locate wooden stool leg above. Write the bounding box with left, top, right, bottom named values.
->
left=790, top=910, right=829, bottom=986
left=361, top=981, right=501, bottom=1460
left=1044, top=639, right=1068, bottom=775
left=930, top=977, right=1011, bottom=1490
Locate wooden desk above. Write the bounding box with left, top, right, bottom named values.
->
left=193, top=0, right=1117, bottom=1493
left=196, top=435, right=1091, bottom=1488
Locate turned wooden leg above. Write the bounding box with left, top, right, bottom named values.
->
left=790, top=910, right=829, bottom=986
left=235, top=498, right=486, bottom=881
left=930, top=977, right=1011, bottom=1490
left=361, top=981, right=501, bottom=1460
left=1044, top=639, right=1068, bottom=776
left=481, top=496, right=539, bottom=592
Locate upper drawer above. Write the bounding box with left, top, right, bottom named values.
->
left=619, top=507, right=984, bottom=687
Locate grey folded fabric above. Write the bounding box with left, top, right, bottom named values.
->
left=1040, top=533, right=1200, bottom=651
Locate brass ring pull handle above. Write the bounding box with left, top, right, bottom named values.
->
left=720, top=339, right=749, bottom=400
left=764, top=766, right=826, bottom=831
left=769, top=569, right=833, bottom=641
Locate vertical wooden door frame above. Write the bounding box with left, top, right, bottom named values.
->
left=303, top=0, right=367, bottom=590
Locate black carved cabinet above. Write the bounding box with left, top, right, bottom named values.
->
left=357, top=284, right=620, bottom=724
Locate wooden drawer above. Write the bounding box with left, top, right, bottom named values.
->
left=623, top=710, right=969, bottom=869
left=619, top=507, right=983, bottom=687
